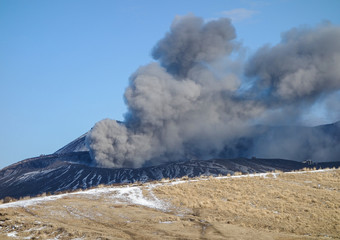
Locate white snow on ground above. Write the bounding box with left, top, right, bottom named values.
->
left=109, top=186, right=170, bottom=210
left=0, top=194, right=66, bottom=209
left=0, top=184, right=170, bottom=211
left=7, top=231, right=17, bottom=237
left=0, top=169, right=336, bottom=210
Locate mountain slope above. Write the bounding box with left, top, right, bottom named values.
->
left=1, top=151, right=340, bottom=199
left=54, top=133, right=88, bottom=154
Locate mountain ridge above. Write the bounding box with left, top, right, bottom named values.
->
left=1, top=121, right=340, bottom=200
left=1, top=151, right=340, bottom=199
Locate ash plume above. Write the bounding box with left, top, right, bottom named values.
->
left=245, top=23, right=340, bottom=161
left=152, top=14, right=237, bottom=77
left=246, top=23, right=340, bottom=103
left=86, top=15, right=340, bottom=168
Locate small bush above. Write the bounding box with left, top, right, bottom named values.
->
left=3, top=196, right=16, bottom=203
left=181, top=176, right=189, bottom=180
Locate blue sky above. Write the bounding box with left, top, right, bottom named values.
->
left=1, top=0, right=340, bottom=169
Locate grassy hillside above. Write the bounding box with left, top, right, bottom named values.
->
left=0, top=168, right=339, bottom=239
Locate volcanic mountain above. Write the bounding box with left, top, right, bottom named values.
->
left=0, top=121, right=339, bottom=200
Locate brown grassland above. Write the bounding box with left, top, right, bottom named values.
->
left=0, top=169, right=339, bottom=239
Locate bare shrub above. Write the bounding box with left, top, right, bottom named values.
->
left=3, top=196, right=15, bottom=203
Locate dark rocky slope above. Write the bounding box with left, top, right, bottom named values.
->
left=1, top=152, right=339, bottom=199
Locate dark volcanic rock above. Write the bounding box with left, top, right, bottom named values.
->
left=1, top=152, right=339, bottom=199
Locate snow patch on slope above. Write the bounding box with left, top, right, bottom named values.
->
left=0, top=169, right=335, bottom=211
left=109, top=186, right=169, bottom=210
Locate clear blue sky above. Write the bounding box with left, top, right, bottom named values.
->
left=1, top=0, right=340, bottom=169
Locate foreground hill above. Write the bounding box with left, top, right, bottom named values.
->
left=0, top=169, right=339, bottom=239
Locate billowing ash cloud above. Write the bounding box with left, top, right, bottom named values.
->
left=246, top=23, right=340, bottom=102
left=152, top=15, right=237, bottom=77
left=243, top=23, right=340, bottom=161
left=86, top=15, right=340, bottom=168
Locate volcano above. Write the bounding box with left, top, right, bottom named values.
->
left=0, top=121, right=339, bottom=200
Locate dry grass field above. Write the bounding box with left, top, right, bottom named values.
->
left=0, top=168, right=339, bottom=239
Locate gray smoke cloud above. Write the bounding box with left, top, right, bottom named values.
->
left=152, top=14, right=237, bottom=77
left=246, top=121, right=340, bottom=162
left=246, top=23, right=340, bottom=103
left=244, top=23, right=340, bottom=161
left=86, top=15, right=340, bottom=168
